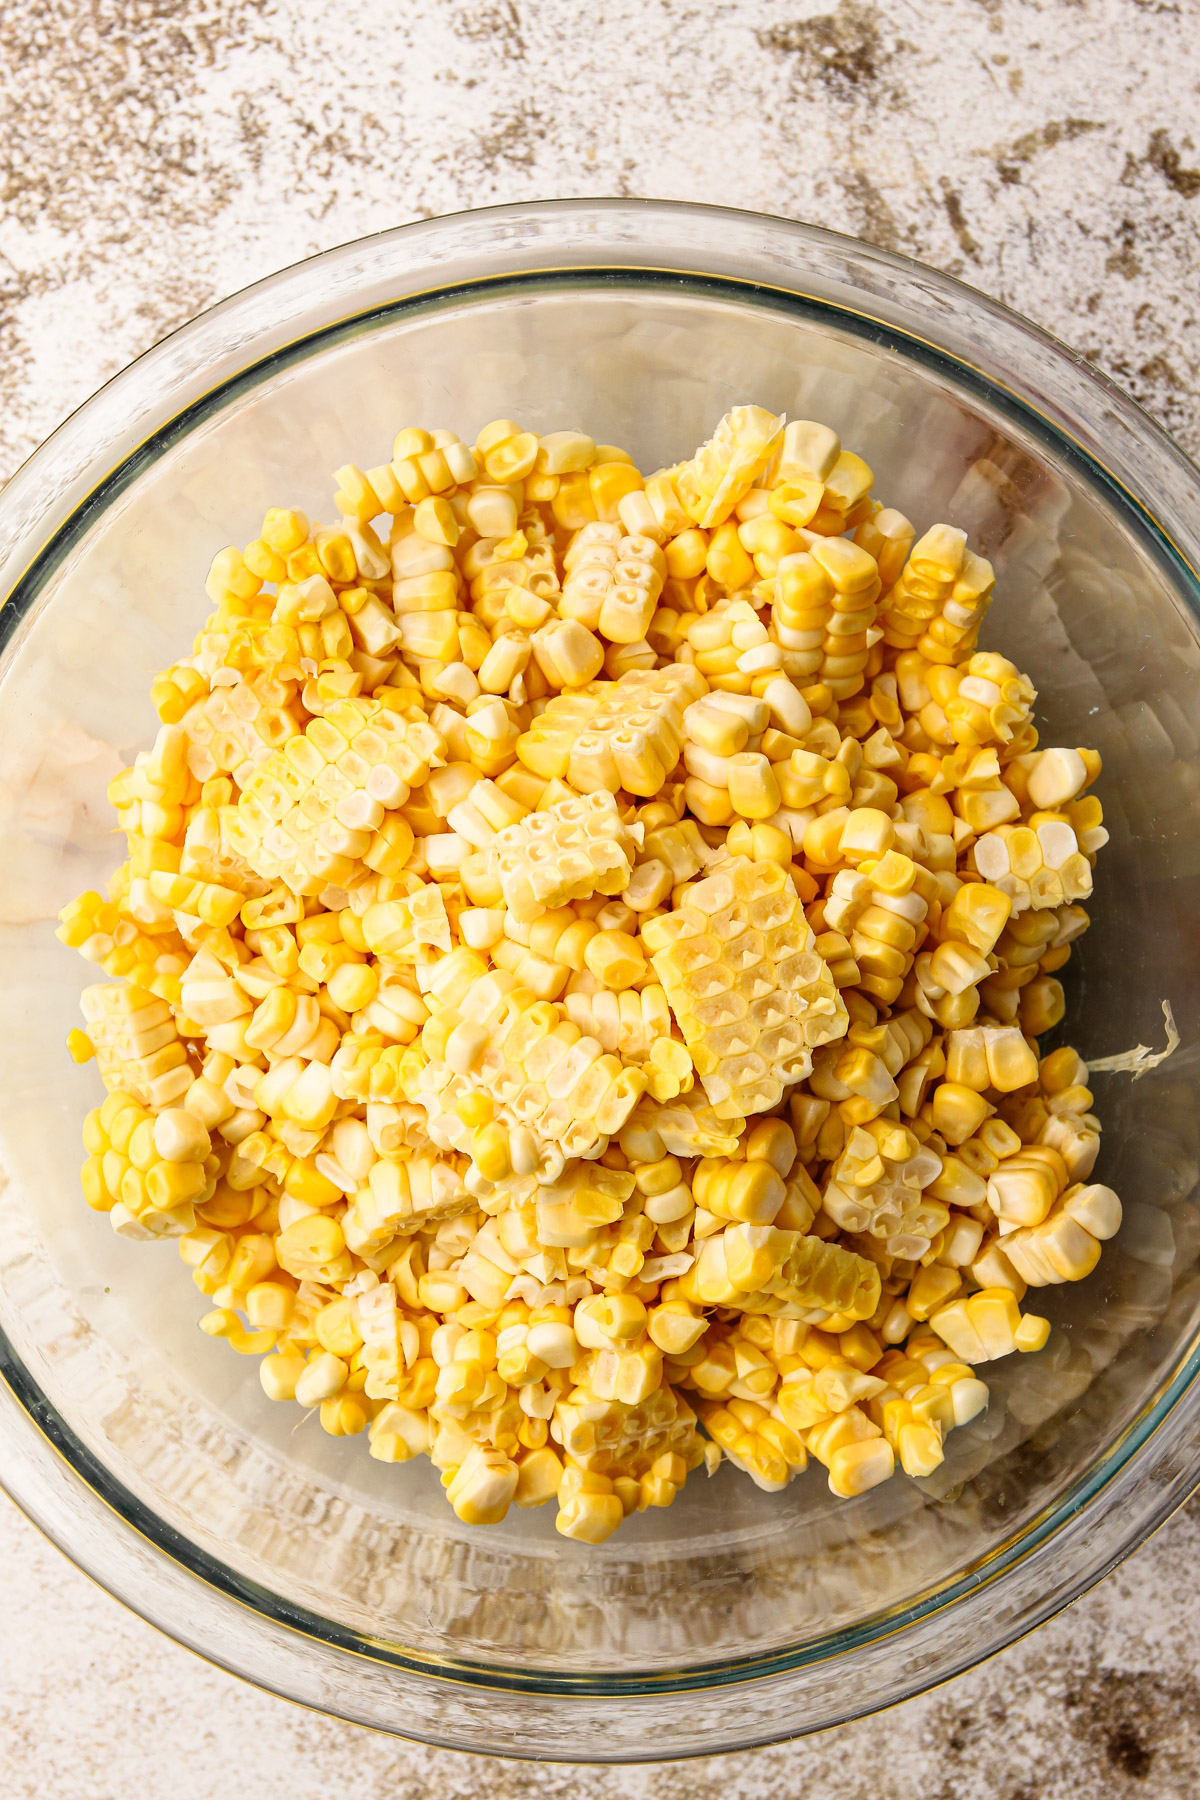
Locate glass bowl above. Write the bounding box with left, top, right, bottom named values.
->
left=2, top=200, right=1199, bottom=1763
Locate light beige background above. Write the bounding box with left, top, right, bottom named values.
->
left=2, top=0, right=1199, bottom=1792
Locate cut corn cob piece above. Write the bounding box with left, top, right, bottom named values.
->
left=490, top=790, right=640, bottom=923
left=929, top=1287, right=1049, bottom=1363
left=822, top=850, right=931, bottom=1005
left=932, top=653, right=1038, bottom=748
left=343, top=1152, right=474, bottom=1256
left=697, top=1399, right=805, bottom=1493
left=644, top=857, right=847, bottom=1119
left=181, top=670, right=300, bottom=788
left=822, top=1122, right=948, bottom=1259
left=771, top=537, right=882, bottom=698
left=232, top=696, right=444, bottom=897
left=552, top=1379, right=702, bottom=1479
left=563, top=983, right=695, bottom=1101
left=560, top=522, right=667, bottom=642
left=680, top=1224, right=880, bottom=1322
left=79, top=982, right=194, bottom=1109
left=620, top=1091, right=746, bottom=1162
left=416, top=969, right=647, bottom=1182
left=517, top=663, right=706, bottom=795
left=675, top=405, right=785, bottom=528
left=973, top=819, right=1094, bottom=913
left=880, top=527, right=997, bottom=666
left=80, top=1090, right=212, bottom=1239
left=945, top=1025, right=1040, bottom=1094
left=999, top=1182, right=1121, bottom=1286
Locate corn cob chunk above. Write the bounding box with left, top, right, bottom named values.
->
left=945, top=1024, right=1040, bottom=1094
left=822, top=845, right=932, bottom=1005
left=489, top=791, right=640, bottom=923
left=822, top=1121, right=949, bottom=1259
left=771, top=537, right=882, bottom=699
left=231, top=697, right=444, bottom=897
left=999, top=1181, right=1122, bottom=1286
left=560, top=522, right=668, bottom=642
left=774, top=422, right=876, bottom=538
left=361, top=884, right=453, bottom=963
left=553, top=1379, right=702, bottom=1478
left=1006, top=1045, right=1103, bottom=1183
left=644, top=857, right=848, bottom=1119
left=517, top=663, right=706, bottom=795
left=879, top=526, right=997, bottom=666
left=563, top=980, right=672, bottom=1060
left=343, top=1152, right=474, bottom=1258
left=81, top=1091, right=213, bottom=1239
left=57, top=890, right=125, bottom=965
left=416, top=968, right=647, bottom=1184
left=59, top=887, right=189, bottom=998
left=675, top=405, right=785, bottom=528
left=683, top=600, right=789, bottom=715
left=869, top=1336, right=991, bottom=1478
left=562, top=983, right=695, bottom=1102
left=906, top=652, right=1039, bottom=749
left=681, top=1224, right=880, bottom=1322
left=853, top=504, right=915, bottom=596
left=929, top=1287, right=1050, bottom=1363
left=696, top=1398, right=807, bottom=1493
left=973, top=818, right=1096, bottom=913
left=181, top=670, right=301, bottom=786
left=620, top=1091, right=746, bottom=1162
left=79, top=982, right=194, bottom=1109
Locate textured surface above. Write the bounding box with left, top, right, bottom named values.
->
left=2, top=0, right=1200, bottom=1790
left=0, top=0, right=1198, bottom=486
left=4, top=1490, right=1200, bottom=1795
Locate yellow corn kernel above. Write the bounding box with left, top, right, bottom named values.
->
left=1014, top=1312, right=1051, bottom=1352
left=514, top=1446, right=564, bottom=1508
left=707, top=521, right=756, bottom=590
left=472, top=1121, right=513, bottom=1182
left=583, top=929, right=646, bottom=991
left=932, top=1082, right=992, bottom=1146
left=446, top=1445, right=520, bottom=1524
left=315, top=1297, right=364, bottom=1358
left=414, top=496, right=460, bottom=546
left=944, top=882, right=1012, bottom=954
left=769, top=477, right=825, bottom=528
left=295, top=1351, right=349, bottom=1407
left=275, top=1213, right=350, bottom=1282
left=590, top=460, right=644, bottom=520
left=827, top=1437, right=894, bottom=1497
left=665, top=529, right=709, bottom=580
left=260, top=1353, right=307, bottom=1402
left=319, top=1394, right=370, bottom=1437
left=556, top=1481, right=625, bottom=1543
left=246, top=1281, right=296, bottom=1331
left=726, top=753, right=781, bottom=820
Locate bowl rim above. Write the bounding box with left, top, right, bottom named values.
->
left=2, top=196, right=1200, bottom=1759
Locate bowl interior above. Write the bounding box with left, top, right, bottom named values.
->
left=2, top=271, right=1199, bottom=1694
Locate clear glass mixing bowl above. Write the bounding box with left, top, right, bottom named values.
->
left=2, top=200, right=1199, bottom=1762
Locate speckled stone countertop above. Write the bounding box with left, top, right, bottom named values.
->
left=2, top=1, right=1199, bottom=1794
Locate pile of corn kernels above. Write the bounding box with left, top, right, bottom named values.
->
left=59, top=406, right=1120, bottom=1542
